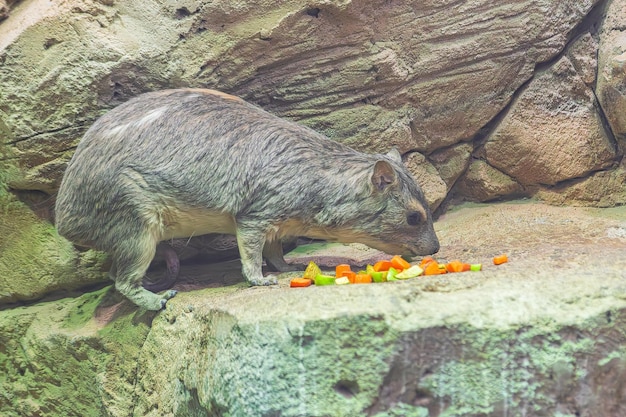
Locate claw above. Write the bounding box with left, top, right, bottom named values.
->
left=159, top=290, right=178, bottom=310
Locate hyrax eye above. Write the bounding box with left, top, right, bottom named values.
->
left=406, top=211, right=422, bottom=226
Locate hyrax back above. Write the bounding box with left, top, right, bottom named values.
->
left=55, top=88, right=439, bottom=310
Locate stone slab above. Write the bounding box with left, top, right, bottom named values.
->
left=2, top=202, right=626, bottom=416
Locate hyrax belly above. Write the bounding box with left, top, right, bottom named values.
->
left=160, top=205, right=236, bottom=241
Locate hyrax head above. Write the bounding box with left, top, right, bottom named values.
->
left=330, top=149, right=440, bottom=258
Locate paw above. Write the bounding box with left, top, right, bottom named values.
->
left=159, top=290, right=178, bottom=309
left=248, top=274, right=278, bottom=286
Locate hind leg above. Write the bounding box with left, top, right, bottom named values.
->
left=112, top=234, right=177, bottom=310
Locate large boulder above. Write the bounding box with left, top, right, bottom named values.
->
left=2, top=202, right=626, bottom=416
left=483, top=52, right=616, bottom=186
left=535, top=159, right=626, bottom=207
left=461, top=26, right=621, bottom=202
left=454, top=159, right=524, bottom=202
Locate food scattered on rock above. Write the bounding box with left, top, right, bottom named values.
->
left=493, top=254, right=509, bottom=265
left=289, top=254, right=508, bottom=287
left=289, top=278, right=312, bottom=287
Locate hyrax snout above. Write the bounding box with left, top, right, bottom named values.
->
left=55, top=88, right=440, bottom=310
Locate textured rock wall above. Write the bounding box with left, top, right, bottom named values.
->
left=0, top=0, right=622, bottom=207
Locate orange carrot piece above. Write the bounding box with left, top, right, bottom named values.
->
left=445, top=260, right=472, bottom=273
left=335, top=264, right=352, bottom=277
left=493, top=254, right=508, bottom=265
left=420, top=256, right=436, bottom=267
left=424, top=261, right=447, bottom=275
left=354, top=274, right=373, bottom=284
left=339, top=270, right=357, bottom=284
left=290, top=278, right=312, bottom=287
left=390, top=255, right=411, bottom=271
left=373, top=260, right=393, bottom=272
left=445, top=260, right=464, bottom=273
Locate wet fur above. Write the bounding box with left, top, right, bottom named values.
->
left=55, top=89, right=439, bottom=310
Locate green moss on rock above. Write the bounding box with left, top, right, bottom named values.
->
left=134, top=309, right=403, bottom=417
left=0, top=196, right=109, bottom=305
left=0, top=300, right=108, bottom=417
left=0, top=289, right=152, bottom=417
left=419, top=324, right=596, bottom=416
left=373, top=402, right=429, bottom=417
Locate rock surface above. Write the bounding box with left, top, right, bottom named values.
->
left=597, top=0, right=626, bottom=143
left=483, top=54, right=616, bottom=186
left=0, top=0, right=621, bottom=203
left=0, top=196, right=108, bottom=305
left=1, top=2, right=626, bottom=413
left=1, top=202, right=626, bottom=417
left=454, top=159, right=524, bottom=203
left=536, top=159, right=626, bottom=207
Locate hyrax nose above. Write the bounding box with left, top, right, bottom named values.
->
left=430, top=240, right=440, bottom=255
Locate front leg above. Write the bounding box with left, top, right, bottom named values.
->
left=236, top=222, right=277, bottom=286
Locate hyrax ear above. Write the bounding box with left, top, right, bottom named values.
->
left=386, top=148, right=402, bottom=163
left=371, top=160, right=397, bottom=192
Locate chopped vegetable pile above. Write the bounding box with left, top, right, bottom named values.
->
left=289, top=253, right=509, bottom=288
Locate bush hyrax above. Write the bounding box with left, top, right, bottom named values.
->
left=55, top=88, right=440, bottom=310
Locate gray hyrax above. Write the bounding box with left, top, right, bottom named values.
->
left=55, top=89, right=440, bottom=310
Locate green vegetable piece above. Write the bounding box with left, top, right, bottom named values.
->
left=386, top=267, right=399, bottom=281
left=371, top=271, right=385, bottom=283
left=366, top=264, right=376, bottom=275
left=470, top=264, right=482, bottom=271
left=395, top=265, right=424, bottom=279
left=303, top=261, right=322, bottom=279
left=314, top=274, right=336, bottom=286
